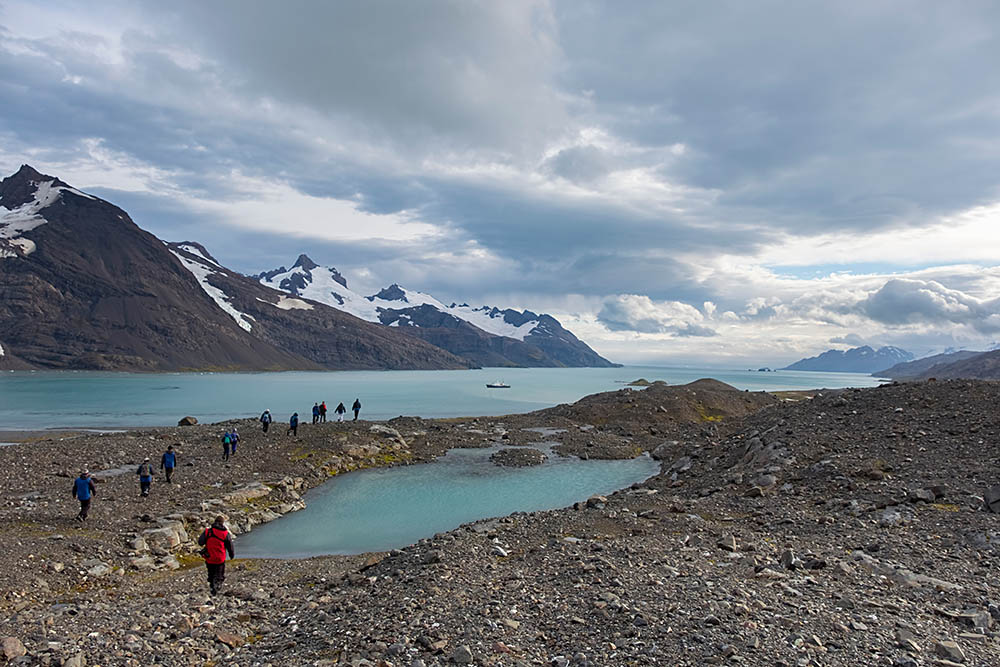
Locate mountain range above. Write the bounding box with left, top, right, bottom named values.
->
left=0, top=165, right=613, bottom=371
left=257, top=255, right=616, bottom=368
left=783, top=345, right=914, bottom=373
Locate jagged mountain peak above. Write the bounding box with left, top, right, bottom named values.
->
left=292, top=253, right=319, bottom=271
left=1, top=164, right=67, bottom=210
left=171, top=241, right=220, bottom=266
left=370, top=284, right=407, bottom=302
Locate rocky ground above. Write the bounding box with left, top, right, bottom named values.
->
left=2, top=379, right=1000, bottom=666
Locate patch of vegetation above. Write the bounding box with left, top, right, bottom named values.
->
left=694, top=403, right=724, bottom=422
left=174, top=552, right=205, bottom=570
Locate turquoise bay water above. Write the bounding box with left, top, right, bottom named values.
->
left=239, top=445, right=662, bottom=558
left=0, top=366, right=884, bottom=430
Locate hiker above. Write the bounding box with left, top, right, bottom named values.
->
left=230, top=427, right=240, bottom=456
left=137, top=457, right=154, bottom=497
left=222, top=431, right=232, bottom=461
left=260, top=409, right=272, bottom=433
left=312, top=402, right=320, bottom=424
left=335, top=402, right=346, bottom=422
left=319, top=401, right=327, bottom=423
left=198, top=515, right=235, bottom=596
left=352, top=398, right=361, bottom=421
left=287, top=412, right=299, bottom=436
left=160, top=445, right=176, bottom=483
left=72, top=470, right=96, bottom=521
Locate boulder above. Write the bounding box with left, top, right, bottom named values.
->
left=651, top=441, right=680, bottom=460
left=2, top=637, right=26, bottom=660
left=369, top=424, right=407, bottom=447
left=222, top=481, right=271, bottom=505
left=985, top=485, right=1000, bottom=513
left=142, top=521, right=188, bottom=549
left=177, top=416, right=198, bottom=426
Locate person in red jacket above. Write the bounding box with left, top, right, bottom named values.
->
left=197, top=515, right=235, bottom=595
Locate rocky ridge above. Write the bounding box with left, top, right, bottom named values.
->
left=2, top=379, right=1000, bottom=665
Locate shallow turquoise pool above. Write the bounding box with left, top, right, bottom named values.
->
left=239, top=445, right=660, bottom=558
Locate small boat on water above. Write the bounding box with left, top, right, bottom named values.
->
left=486, top=380, right=510, bottom=389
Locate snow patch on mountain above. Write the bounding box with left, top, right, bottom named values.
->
left=448, top=305, right=539, bottom=340
left=0, top=179, right=98, bottom=258
left=257, top=295, right=314, bottom=311
left=259, top=258, right=541, bottom=340
left=175, top=242, right=220, bottom=267
left=170, top=249, right=254, bottom=332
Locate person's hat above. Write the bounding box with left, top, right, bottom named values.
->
left=81, top=469, right=89, bottom=476
left=167, top=444, right=174, bottom=450
left=144, top=456, right=150, bottom=461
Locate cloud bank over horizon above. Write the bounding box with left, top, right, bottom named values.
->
left=3, top=1, right=1000, bottom=365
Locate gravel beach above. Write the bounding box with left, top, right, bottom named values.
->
left=2, top=379, right=999, bottom=666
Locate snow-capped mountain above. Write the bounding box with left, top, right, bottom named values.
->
left=258, top=256, right=616, bottom=368
left=0, top=165, right=469, bottom=371
left=782, top=345, right=914, bottom=373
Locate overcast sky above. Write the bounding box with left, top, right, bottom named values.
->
left=3, top=1, right=1000, bottom=366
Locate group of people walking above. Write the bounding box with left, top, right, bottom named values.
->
left=71, top=443, right=179, bottom=520
left=68, top=396, right=366, bottom=595
left=261, top=398, right=362, bottom=436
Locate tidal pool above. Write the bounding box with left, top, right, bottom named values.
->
left=239, top=446, right=661, bottom=558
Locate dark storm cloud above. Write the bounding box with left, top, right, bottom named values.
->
left=555, top=1, right=1000, bottom=233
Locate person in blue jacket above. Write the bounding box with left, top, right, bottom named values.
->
left=72, top=470, right=96, bottom=521
left=230, top=427, right=240, bottom=456
left=137, top=457, right=154, bottom=497
left=160, top=445, right=177, bottom=483
left=312, top=402, right=320, bottom=424
left=260, top=409, right=273, bottom=433
left=287, top=412, right=299, bottom=436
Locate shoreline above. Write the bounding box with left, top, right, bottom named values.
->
left=2, top=378, right=998, bottom=665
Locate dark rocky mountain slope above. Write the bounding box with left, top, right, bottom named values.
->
left=899, top=348, right=1000, bottom=380
left=874, top=349, right=985, bottom=379
left=0, top=165, right=470, bottom=371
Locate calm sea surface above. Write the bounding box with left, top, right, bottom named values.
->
left=0, top=366, right=884, bottom=431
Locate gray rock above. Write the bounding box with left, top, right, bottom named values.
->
left=669, top=456, right=692, bottom=473
left=985, top=485, right=1000, bottom=513
left=934, top=640, right=965, bottom=662
left=2, top=637, right=26, bottom=660
left=452, top=644, right=474, bottom=664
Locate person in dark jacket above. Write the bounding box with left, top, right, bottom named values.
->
left=221, top=431, right=232, bottom=461
left=260, top=409, right=272, bottom=433
left=72, top=470, right=96, bottom=521
left=137, top=457, right=154, bottom=497
left=197, top=515, right=235, bottom=595
left=319, top=401, right=327, bottom=422
left=335, top=402, right=346, bottom=422
left=352, top=398, right=361, bottom=421
left=160, top=445, right=177, bottom=483
left=312, top=403, right=320, bottom=424
left=287, top=412, right=299, bottom=436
